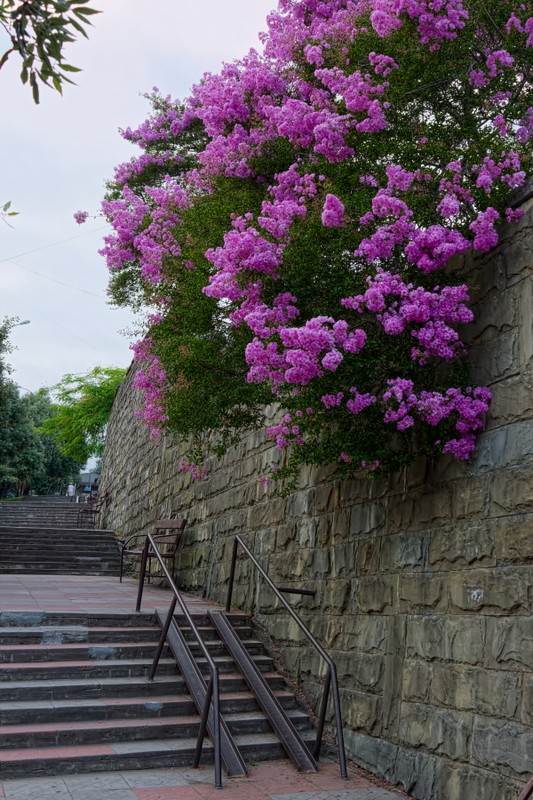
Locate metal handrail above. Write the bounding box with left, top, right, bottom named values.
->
left=226, top=534, right=348, bottom=779
left=136, top=534, right=223, bottom=789
left=518, top=776, right=533, bottom=800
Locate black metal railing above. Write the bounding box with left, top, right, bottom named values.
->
left=226, top=534, right=348, bottom=779
left=135, top=534, right=223, bottom=789
left=518, top=776, right=533, bottom=800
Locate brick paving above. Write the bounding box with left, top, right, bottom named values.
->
left=0, top=762, right=408, bottom=800
left=0, top=574, right=411, bottom=800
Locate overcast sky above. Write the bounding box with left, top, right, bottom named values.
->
left=1, top=0, right=275, bottom=394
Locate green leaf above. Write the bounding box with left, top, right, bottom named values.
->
left=72, top=6, right=100, bottom=14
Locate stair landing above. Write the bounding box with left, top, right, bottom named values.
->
left=0, top=573, right=212, bottom=616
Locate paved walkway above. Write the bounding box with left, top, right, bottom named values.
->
left=0, top=574, right=410, bottom=800
left=0, top=762, right=408, bottom=800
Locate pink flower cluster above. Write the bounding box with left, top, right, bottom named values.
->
left=383, top=378, right=491, bottom=457
left=131, top=339, right=169, bottom=439
left=178, top=459, right=208, bottom=480
left=342, top=270, right=473, bottom=363
left=246, top=316, right=367, bottom=387
left=370, top=0, right=469, bottom=49
left=74, top=210, right=89, bottom=225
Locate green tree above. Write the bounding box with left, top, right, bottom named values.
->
left=0, top=0, right=100, bottom=103
left=22, top=390, right=82, bottom=494
left=39, top=366, right=127, bottom=464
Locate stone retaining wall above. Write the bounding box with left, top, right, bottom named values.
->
left=100, top=184, right=533, bottom=800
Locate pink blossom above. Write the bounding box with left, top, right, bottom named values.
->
left=321, top=193, right=345, bottom=227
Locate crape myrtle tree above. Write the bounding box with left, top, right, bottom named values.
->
left=99, top=0, right=532, bottom=483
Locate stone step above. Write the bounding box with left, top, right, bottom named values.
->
left=0, top=671, right=287, bottom=701
left=0, top=657, right=181, bottom=681
left=0, top=707, right=311, bottom=749
left=0, top=688, right=297, bottom=725
left=0, top=626, right=164, bottom=645
left=0, top=641, right=170, bottom=663
left=0, top=636, right=264, bottom=663
left=0, top=612, right=158, bottom=627
left=0, top=554, right=120, bottom=564
left=0, top=731, right=314, bottom=779
left=0, top=525, right=117, bottom=542
left=0, top=565, right=120, bottom=576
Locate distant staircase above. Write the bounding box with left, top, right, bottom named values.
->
left=0, top=496, right=120, bottom=576
left=0, top=609, right=316, bottom=778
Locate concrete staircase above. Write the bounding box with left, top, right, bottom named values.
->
left=0, top=497, right=120, bottom=576
left=0, top=497, right=83, bottom=527
left=0, top=609, right=316, bottom=778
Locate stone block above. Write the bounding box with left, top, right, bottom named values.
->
left=448, top=568, right=531, bottom=615
left=249, top=497, right=286, bottom=527
left=402, top=456, right=430, bottom=490
left=323, top=579, right=351, bottom=614
left=452, top=478, right=488, bottom=518
left=401, top=660, right=432, bottom=702
left=414, top=488, right=454, bottom=526
left=399, top=701, right=472, bottom=761
left=471, top=716, right=533, bottom=777
left=519, top=278, right=533, bottom=368
left=333, top=651, right=384, bottom=692
left=285, top=488, right=315, bottom=518
left=252, top=529, right=277, bottom=556
left=329, top=543, right=356, bottom=578
left=405, top=616, right=485, bottom=665
left=489, top=374, right=533, bottom=427
left=343, top=729, right=397, bottom=784
left=467, top=284, right=519, bottom=345
left=430, top=664, right=519, bottom=718
left=380, top=532, right=428, bottom=572
left=349, top=502, right=386, bottom=536
left=386, top=497, right=416, bottom=532
left=521, top=676, right=533, bottom=725
left=341, top=615, right=388, bottom=654
left=314, top=482, right=340, bottom=513
left=469, top=329, right=519, bottom=386
left=354, top=575, right=395, bottom=613
left=476, top=422, right=533, bottom=473
left=504, top=234, right=533, bottom=285
left=338, top=477, right=371, bottom=505
left=399, top=574, right=446, bottom=611
left=392, top=748, right=438, bottom=799
left=437, top=762, right=522, bottom=800
left=342, top=688, right=383, bottom=735
left=429, top=523, right=496, bottom=568
left=488, top=617, right=533, bottom=670
left=490, top=466, right=533, bottom=516
left=382, top=616, right=407, bottom=736
left=354, top=535, right=381, bottom=575
left=296, top=518, right=319, bottom=548
left=494, top=513, right=533, bottom=561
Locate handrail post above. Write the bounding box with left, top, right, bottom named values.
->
left=212, top=668, right=222, bottom=789
left=314, top=666, right=331, bottom=760
left=193, top=676, right=213, bottom=767
left=149, top=595, right=177, bottom=681
left=226, top=537, right=238, bottom=611
left=135, top=536, right=150, bottom=612
left=330, top=661, right=348, bottom=779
